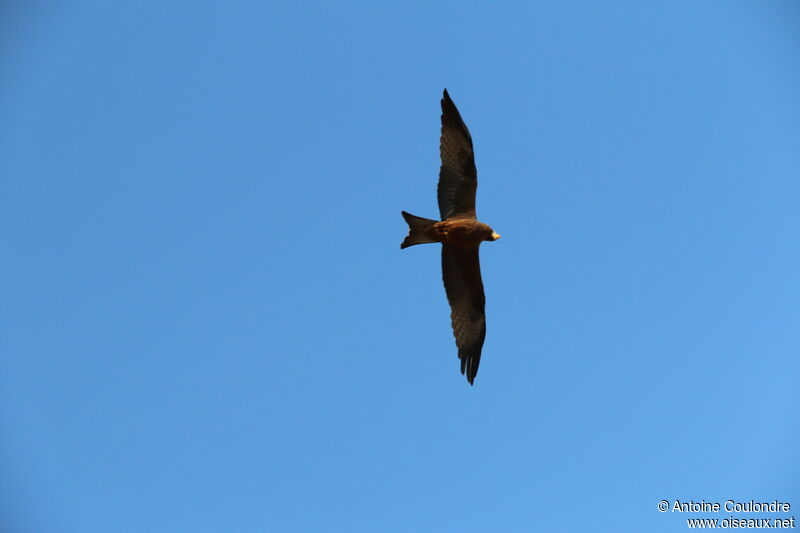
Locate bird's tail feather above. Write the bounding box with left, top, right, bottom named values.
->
left=400, top=211, right=438, bottom=249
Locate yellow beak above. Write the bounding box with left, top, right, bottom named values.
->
left=491, top=232, right=501, bottom=240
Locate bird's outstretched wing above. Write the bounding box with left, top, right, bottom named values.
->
left=441, top=245, right=486, bottom=384
left=438, top=89, right=478, bottom=220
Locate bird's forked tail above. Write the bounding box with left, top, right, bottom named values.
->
left=400, top=211, right=438, bottom=249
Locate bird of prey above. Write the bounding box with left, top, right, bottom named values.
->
left=400, top=89, right=500, bottom=385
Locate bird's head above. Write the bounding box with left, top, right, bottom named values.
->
left=486, top=229, right=501, bottom=242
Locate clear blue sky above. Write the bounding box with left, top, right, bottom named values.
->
left=2, top=2, right=799, bottom=532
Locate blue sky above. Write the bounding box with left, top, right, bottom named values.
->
left=2, top=2, right=799, bottom=531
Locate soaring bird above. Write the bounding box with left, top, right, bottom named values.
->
left=400, top=89, right=500, bottom=385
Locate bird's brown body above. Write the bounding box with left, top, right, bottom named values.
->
left=400, top=89, right=499, bottom=385
left=425, top=219, right=496, bottom=248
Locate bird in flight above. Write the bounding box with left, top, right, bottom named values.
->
left=400, top=89, right=500, bottom=385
